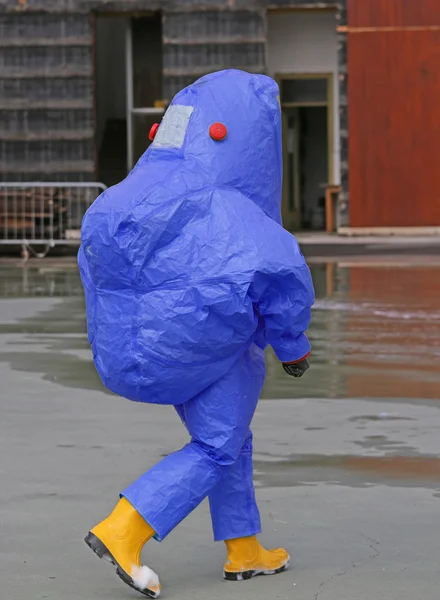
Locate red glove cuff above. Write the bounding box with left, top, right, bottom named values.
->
left=283, top=351, right=311, bottom=365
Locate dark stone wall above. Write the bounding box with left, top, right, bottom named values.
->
left=0, top=10, right=95, bottom=181
left=162, top=9, right=266, bottom=99
left=0, top=0, right=348, bottom=227
left=2, top=0, right=342, bottom=12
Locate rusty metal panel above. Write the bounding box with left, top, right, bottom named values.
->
left=348, top=28, right=440, bottom=227
left=347, top=0, right=440, bottom=27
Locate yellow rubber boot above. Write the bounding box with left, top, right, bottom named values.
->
left=223, top=536, right=290, bottom=581
left=85, top=498, right=161, bottom=598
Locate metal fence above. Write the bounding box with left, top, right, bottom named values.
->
left=0, top=182, right=106, bottom=248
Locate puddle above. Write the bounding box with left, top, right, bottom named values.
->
left=263, top=263, right=440, bottom=401
left=0, top=264, right=82, bottom=299
left=253, top=453, right=440, bottom=489
left=349, top=414, right=415, bottom=423
left=0, top=261, right=439, bottom=401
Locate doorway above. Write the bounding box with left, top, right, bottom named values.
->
left=279, top=74, right=334, bottom=231
left=95, top=13, right=163, bottom=187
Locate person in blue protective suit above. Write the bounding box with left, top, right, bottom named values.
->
left=78, top=69, right=314, bottom=598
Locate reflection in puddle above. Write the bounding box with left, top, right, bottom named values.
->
left=253, top=454, right=440, bottom=489
left=263, top=263, right=440, bottom=401
left=0, top=261, right=440, bottom=401
left=0, top=264, right=81, bottom=298
left=349, top=414, right=415, bottom=422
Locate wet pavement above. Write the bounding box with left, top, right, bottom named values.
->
left=1, top=259, right=440, bottom=599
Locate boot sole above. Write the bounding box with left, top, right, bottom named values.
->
left=84, top=532, right=160, bottom=598
left=223, top=556, right=290, bottom=582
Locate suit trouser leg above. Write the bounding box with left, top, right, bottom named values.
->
left=122, top=345, right=266, bottom=541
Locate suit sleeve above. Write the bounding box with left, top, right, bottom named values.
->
left=247, top=217, right=315, bottom=363
left=257, top=261, right=314, bottom=362
left=220, top=188, right=315, bottom=362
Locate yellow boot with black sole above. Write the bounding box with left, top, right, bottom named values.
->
left=85, top=498, right=160, bottom=598
left=223, top=535, right=290, bottom=581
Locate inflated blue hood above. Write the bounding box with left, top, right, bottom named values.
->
left=144, top=69, right=282, bottom=223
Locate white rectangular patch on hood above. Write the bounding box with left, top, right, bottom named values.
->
left=152, top=105, right=194, bottom=149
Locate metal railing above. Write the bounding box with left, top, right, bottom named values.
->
left=0, top=182, right=107, bottom=251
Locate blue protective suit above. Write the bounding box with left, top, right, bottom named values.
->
left=78, top=70, right=314, bottom=542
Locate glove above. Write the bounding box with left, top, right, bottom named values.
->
left=282, top=357, right=310, bottom=378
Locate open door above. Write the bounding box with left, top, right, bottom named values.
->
left=282, top=108, right=301, bottom=230
left=95, top=13, right=163, bottom=186
left=126, top=14, right=164, bottom=171
left=279, top=74, right=334, bottom=231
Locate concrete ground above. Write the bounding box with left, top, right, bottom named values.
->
left=1, top=260, right=440, bottom=600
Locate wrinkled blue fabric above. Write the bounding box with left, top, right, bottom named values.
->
left=123, top=343, right=265, bottom=541
left=78, top=69, right=314, bottom=406
left=78, top=69, right=314, bottom=541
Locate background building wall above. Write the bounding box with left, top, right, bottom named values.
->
left=162, top=9, right=266, bottom=101
left=0, top=0, right=345, bottom=204
left=266, top=9, right=340, bottom=184
left=0, top=10, right=95, bottom=181
left=347, top=0, right=440, bottom=227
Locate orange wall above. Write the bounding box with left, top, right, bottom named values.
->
left=348, top=0, right=440, bottom=27
left=347, top=0, right=440, bottom=227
